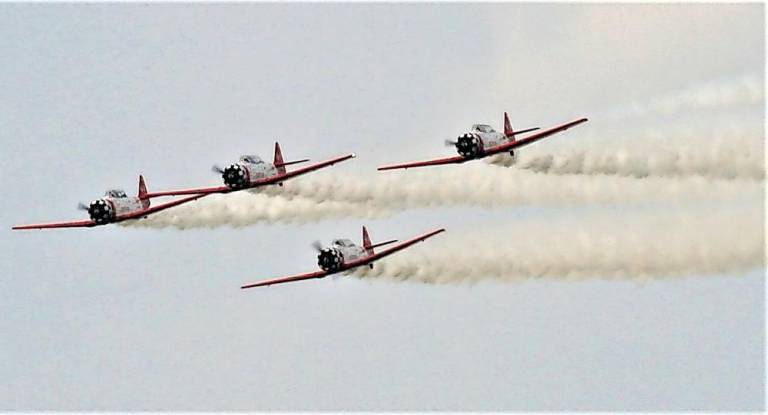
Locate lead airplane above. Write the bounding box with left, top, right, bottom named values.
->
left=377, top=112, right=588, bottom=170
left=145, top=142, right=355, bottom=198
left=241, top=226, right=445, bottom=289
left=12, top=175, right=204, bottom=230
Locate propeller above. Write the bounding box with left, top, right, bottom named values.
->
left=211, top=164, right=225, bottom=174
left=444, top=139, right=458, bottom=147
left=311, top=240, right=324, bottom=252
left=77, top=203, right=89, bottom=211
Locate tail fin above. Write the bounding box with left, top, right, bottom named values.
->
left=504, top=111, right=539, bottom=139
left=363, top=226, right=373, bottom=255
left=504, top=112, right=515, bottom=138
left=138, top=175, right=150, bottom=208
left=274, top=142, right=286, bottom=175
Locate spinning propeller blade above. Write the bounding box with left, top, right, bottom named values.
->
left=311, top=240, right=324, bottom=252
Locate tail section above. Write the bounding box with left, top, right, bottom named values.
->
left=138, top=175, right=150, bottom=208
left=363, top=226, right=373, bottom=255
left=273, top=142, right=309, bottom=174
left=504, top=112, right=515, bottom=138
left=362, top=226, right=398, bottom=256
left=274, top=142, right=286, bottom=175
left=504, top=111, right=540, bottom=139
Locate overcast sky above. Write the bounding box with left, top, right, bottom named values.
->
left=0, top=3, right=764, bottom=411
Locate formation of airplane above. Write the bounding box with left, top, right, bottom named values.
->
left=13, top=110, right=587, bottom=289
left=12, top=143, right=355, bottom=231
left=378, top=113, right=588, bottom=170
left=241, top=226, right=445, bottom=289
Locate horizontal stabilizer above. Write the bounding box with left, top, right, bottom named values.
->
left=369, top=239, right=398, bottom=249
left=512, top=127, right=539, bottom=135
left=275, top=159, right=310, bottom=168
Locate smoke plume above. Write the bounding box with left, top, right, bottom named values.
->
left=352, top=205, right=764, bottom=283
left=125, top=192, right=392, bottom=230
left=486, top=134, right=764, bottom=180
left=263, top=165, right=761, bottom=211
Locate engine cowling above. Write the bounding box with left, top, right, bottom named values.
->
left=222, top=164, right=248, bottom=189
left=317, top=248, right=344, bottom=272
left=87, top=199, right=115, bottom=224
left=455, top=133, right=482, bottom=158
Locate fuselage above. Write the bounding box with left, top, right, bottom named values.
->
left=454, top=124, right=511, bottom=159
left=87, top=189, right=149, bottom=224
left=317, top=238, right=368, bottom=272
left=221, top=155, right=280, bottom=189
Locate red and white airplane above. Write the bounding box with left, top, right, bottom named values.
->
left=145, top=142, right=355, bottom=198
left=241, top=226, right=445, bottom=289
left=377, top=113, right=588, bottom=171
left=12, top=176, right=204, bottom=230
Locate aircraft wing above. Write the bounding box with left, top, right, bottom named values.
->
left=12, top=219, right=97, bottom=230
left=241, top=270, right=329, bottom=289
left=343, top=228, right=446, bottom=268
left=146, top=153, right=356, bottom=198
left=377, top=155, right=468, bottom=171
left=483, top=118, right=588, bottom=156
left=116, top=193, right=208, bottom=221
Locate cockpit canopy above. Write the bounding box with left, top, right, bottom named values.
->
left=332, top=238, right=355, bottom=248
left=472, top=124, right=495, bottom=133
left=104, top=189, right=127, bottom=198
left=239, top=155, right=264, bottom=164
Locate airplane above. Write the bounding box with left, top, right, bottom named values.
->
left=12, top=175, right=205, bottom=230
left=241, top=226, right=445, bottom=289
left=145, top=142, right=355, bottom=198
left=377, top=112, right=588, bottom=170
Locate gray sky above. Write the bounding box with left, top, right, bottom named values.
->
left=0, top=3, right=764, bottom=411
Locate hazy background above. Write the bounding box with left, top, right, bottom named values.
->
left=0, top=3, right=764, bottom=411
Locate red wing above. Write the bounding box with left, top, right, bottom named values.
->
left=241, top=270, right=328, bottom=289
left=146, top=154, right=355, bottom=197
left=484, top=118, right=588, bottom=156
left=12, top=219, right=96, bottom=230
left=343, top=228, right=445, bottom=268
left=116, top=194, right=208, bottom=221
left=377, top=155, right=468, bottom=171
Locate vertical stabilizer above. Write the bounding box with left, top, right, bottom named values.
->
left=138, top=175, right=150, bottom=208
left=274, top=142, right=286, bottom=175
left=363, top=226, right=374, bottom=255
left=504, top=112, right=515, bottom=139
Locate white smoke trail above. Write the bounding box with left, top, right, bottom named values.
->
left=352, top=206, right=765, bottom=283
left=486, top=132, right=764, bottom=180
left=599, top=74, right=763, bottom=120
left=125, top=193, right=393, bottom=230
left=263, top=165, right=762, bottom=210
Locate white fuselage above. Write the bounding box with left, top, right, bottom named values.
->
left=317, top=238, right=368, bottom=271
left=454, top=124, right=511, bottom=158
left=332, top=239, right=366, bottom=263
left=222, top=155, right=280, bottom=189
left=88, top=190, right=148, bottom=224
